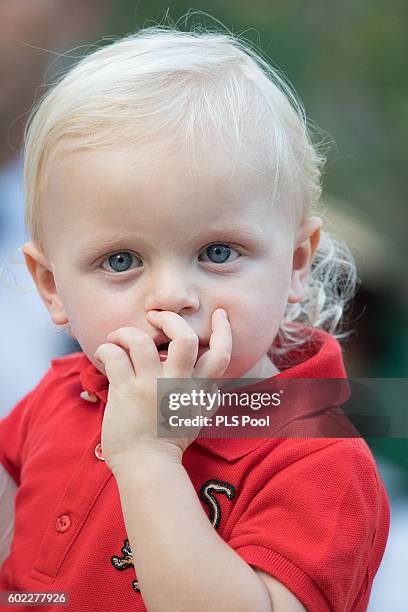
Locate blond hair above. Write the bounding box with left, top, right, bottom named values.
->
left=23, top=25, right=356, bottom=358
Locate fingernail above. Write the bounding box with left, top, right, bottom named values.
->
left=219, top=309, right=228, bottom=319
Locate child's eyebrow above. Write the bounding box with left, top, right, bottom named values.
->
left=189, top=221, right=269, bottom=245
left=80, top=222, right=269, bottom=255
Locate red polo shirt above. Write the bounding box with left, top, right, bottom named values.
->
left=0, top=330, right=389, bottom=611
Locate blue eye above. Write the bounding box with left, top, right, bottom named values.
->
left=201, top=244, right=239, bottom=264
left=104, top=252, right=137, bottom=273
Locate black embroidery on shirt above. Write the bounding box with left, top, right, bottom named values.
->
left=199, top=479, right=235, bottom=529
left=111, top=538, right=140, bottom=593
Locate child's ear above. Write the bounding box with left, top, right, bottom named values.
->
left=22, top=241, right=68, bottom=326
left=288, top=216, right=322, bottom=304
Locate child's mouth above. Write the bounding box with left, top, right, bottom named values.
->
left=157, top=342, right=208, bottom=363
left=157, top=342, right=170, bottom=362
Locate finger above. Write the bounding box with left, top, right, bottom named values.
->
left=146, top=311, right=199, bottom=375
left=194, top=309, right=232, bottom=379
left=94, top=343, right=135, bottom=389
left=106, top=327, right=160, bottom=375
left=206, top=383, right=221, bottom=418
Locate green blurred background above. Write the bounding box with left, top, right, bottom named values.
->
left=102, top=0, right=407, bottom=483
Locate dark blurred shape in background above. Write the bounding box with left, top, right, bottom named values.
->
left=0, top=0, right=111, bottom=166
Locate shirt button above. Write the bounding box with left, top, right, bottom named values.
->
left=80, top=390, right=98, bottom=403
left=56, top=515, right=71, bottom=533
left=94, top=443, right=105, bottom=461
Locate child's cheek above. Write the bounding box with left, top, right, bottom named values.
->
left=218, top=300, right=264, bottom=368
left=221, top=279, right=286, bottom=362
left=56, top=294, right=105, bottom=357
left=222, top=288, right=270, bottom=335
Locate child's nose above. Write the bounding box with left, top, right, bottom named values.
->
left=143, top=266, right=199, bottom=315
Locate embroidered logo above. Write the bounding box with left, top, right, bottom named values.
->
left=199, top=479, right=235, bottom=528
left=111, top=538, right=140, bottom=593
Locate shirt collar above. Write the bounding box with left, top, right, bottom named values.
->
left=51, top=329, right=347, bottom=461
left=52, top=352, right=110, bottom=404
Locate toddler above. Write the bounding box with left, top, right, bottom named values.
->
left=0, top=26, right=389, bottom=611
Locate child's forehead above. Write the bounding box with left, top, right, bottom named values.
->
left=47, top=135, right=278, bottom=217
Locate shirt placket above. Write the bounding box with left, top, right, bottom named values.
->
left=30, top=431, right=112, bottom=583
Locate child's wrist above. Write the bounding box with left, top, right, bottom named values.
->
left=107, top=441, right=184, bottom=480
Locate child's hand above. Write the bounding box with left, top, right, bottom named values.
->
left=94, top=309, right=231, bottom=474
